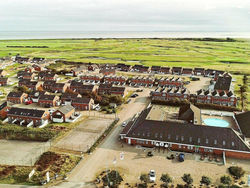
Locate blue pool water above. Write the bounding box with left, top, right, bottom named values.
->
left=204, top=118, right=229, bottom=128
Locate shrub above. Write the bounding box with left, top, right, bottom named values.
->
left=0, top=125, right=58, bottom=141
left=102, top=170, right=123, bottom=187
left=200, top=176, right=211, bottom=186
left=220, top=175, right=232, bottom=185
left=182, top=174, right=193, bottom=185
left=140, top=173, right=149, bottom=183
left=160, top=173, right=172, bottom=185
left=228, top=166, right=245, bottom=179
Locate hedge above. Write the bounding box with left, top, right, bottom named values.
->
left=0, top=125, right=58, bottom=142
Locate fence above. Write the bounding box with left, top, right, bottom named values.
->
left=81, top=111, right=117, bottom=120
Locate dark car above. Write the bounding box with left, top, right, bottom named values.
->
left=130, top=93, right=138, bottom=98
left=178, top=153, right=185, bottom=162
left=147, top=151, right=153, bottom=157
left=136, top=89, right=143, bottom=92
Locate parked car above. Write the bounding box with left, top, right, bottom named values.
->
left=122, top=121, right=127, bottom=127
left=130, top=93, right=138, bottom=98
left=147, top=151, right=153, bottom=157
left=25, top=100, right=33, bottom=105
left=178, top=153, right=185, bottom=162
left=126, top=99, right=131, bottom=104
left=95, top=106, right=101, bottom=111
left=149, top=170, right=156, bottom=182
left=136, top=89, right=143, bottom=92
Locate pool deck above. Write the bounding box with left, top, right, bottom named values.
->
left=201, top=114, right=239, bottom=131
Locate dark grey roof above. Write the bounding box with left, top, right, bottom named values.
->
left=172, top=67, right=182, bottom=71
left=194, top=68, right=205, bottom=71
left=179, top=104, right=201, bottom=124
left=43, top=80, right=56, bottom=85
left=7, top=92, right=24, bottom=98
left=235, top=111, right=250, bottom=138
left=72, top=97, right=91, bottom=104
left=8, top=107, right=45, bottom=118
left=29, top=91, right=46, bottom=98
left=214, top=75, right=232, bottom=91
left=61, top=93, right=79, bottom=100
left=54, top=83, right=66, bottom=88
left=39, top=94, right=57, bottom=101
left=122, top=107, right=250, bottom=152
left=111, top=87, right=125, bottom=92
left=99, top=83, right=112, bottom=89
left=0, top=101, right=7, bottom=110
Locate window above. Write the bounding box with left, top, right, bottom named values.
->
left=168, top=134, right=171, bottom=139
left=198, top=138, right=200, bottom=143
left=178, top=145, right=182, bottom=149
left=189, top=137, right=192, bottom=142
left=214, top=140, right=217, bottom=145
left=176, top=135, right=179, bottom=141
left=206, top=139, right=209, bottom=144
left=155, top=133, right=158, bottom=138
left=181, top=136, right=184, bottom=141
left=232, top=142, right=235, bottom=147
left=223, top=141, right=226, bottom=146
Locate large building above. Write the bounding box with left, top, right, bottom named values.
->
left=120, top=106, right=250, bottom=159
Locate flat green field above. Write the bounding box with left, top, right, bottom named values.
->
left=0, top=38, right=250, bottom=74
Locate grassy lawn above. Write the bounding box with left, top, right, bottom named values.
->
left=0, top=38, right=249, bottom=74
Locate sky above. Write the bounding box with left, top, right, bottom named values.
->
left=0, top=0, right=250, bottom=32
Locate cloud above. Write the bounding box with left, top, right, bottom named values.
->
left=0, top=0, right=250, bottom=31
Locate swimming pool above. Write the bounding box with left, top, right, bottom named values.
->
left=203, top=118, right=229, bottom=128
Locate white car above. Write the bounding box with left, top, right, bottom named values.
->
left=122, top=121, right=127, bottom=127
left=149, top=170, right=156, bottom=182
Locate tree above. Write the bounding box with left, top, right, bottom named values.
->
left=102, top=170, right=123, bottom=187
left=200, top=176, right=211, bottom=186
left=160, top=173, right=172, bottom=186
left=15, top=86, right=30, bottom=94
left=228, top=166, right=245, bottom=180
left=182, top=174, right=193, bottom=185
left=220, top=175, right=232, bottom=186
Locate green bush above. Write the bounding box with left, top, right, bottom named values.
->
left=228, top=166, right=245, bottom=179
left=102, top=170, right=123, bottom=187
left=200, top=176, right=211, bottom=186
left=0, top=125, right=58, bottom=141
left=220, top=175, right=232, bottom=185
left=182, top=174, right=193, bottom=185
left=160, top=173, right=172, bottom=185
